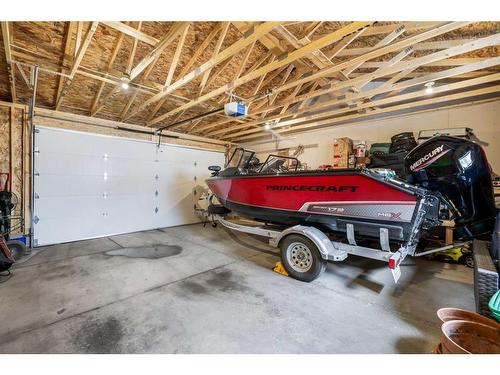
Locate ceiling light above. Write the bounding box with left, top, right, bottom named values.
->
left=425, top=81, right=435, bottom=95
left=120, top=75, right=130, bottom=90
left=263, top=123, right=272, bottom=131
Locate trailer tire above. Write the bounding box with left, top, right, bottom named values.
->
left=280, top=234, right=325, bottom=282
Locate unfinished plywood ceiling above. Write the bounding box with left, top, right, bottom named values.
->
left=0, top=21, right=499, bottom=142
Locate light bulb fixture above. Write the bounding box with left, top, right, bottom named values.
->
left=120, top=74, right=130, bottom=90
left=263, top=122, right=272, bottom=131
left=424, top=81, right=435, bottom=95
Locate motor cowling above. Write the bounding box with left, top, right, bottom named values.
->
left=405, top=135, right=497, bottom=240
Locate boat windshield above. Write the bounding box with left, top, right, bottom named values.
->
left=226, top=148, right=255, bottom=169
left=258, top=154, right=299, bottom=173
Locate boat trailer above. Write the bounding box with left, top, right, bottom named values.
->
left=196, top=198, right=460, bottom=283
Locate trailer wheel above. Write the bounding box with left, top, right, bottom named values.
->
left=280, top=234, right=325, bottom=282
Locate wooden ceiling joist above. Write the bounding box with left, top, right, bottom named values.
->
left=56, top=21, right=99, bottom=110
left=199, top=22, right=230, bottom=94
left=129, top=23, right=188, bottom=81
left=326, top=27, right=368, bottom=60
left=125, top=22, right=142, bottom=75
left=213, top=55, right=500, bottom=139
left=270, top=22, right=469, bottom=100
left=242, top=80, right=500, bottom=141
left=119, top=54, right=163, bottom=121
left=164, top=22, right=467, bottom=132
left=124, top=21, right=281, bottom=121
left=359, top=57, right=489, bottom=69
left=148, top=22, right=373, bottom=127
left=337, top=38, right=479, bottom=57
left=101, top=21, right=158, bottom=45
left=361, top=22, right=442, bottom=37
left=276, top=25, right=333, bottom=69
left=342, top=24, right=406, bottom=78
left=2, top=21, right=500, bottom=140
left=55, top=22, right=77, bottom=109
left=301, top=22, right=323, bottom=40
left=90, top=29, right=126, bottom=116
left=146, top=24, right=191, bottom=122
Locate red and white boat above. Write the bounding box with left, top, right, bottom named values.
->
left=203, top=137, right=496, bottom=282
left=206, top=148, right=441, bottom=243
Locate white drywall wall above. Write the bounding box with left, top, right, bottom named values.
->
left=246, top=100, right=500, bottom=173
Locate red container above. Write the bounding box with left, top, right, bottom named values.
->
left=437, top=308, right=500, bottom=330
left=440, top=320, right=500, bottom=354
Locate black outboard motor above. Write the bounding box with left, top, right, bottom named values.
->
left=405, top=135, right=497, bottom=240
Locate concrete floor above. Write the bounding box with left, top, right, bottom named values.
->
left=0, top=223, right=475, bottom=354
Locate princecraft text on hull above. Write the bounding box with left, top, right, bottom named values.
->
left=199, top=136, right=496, bottom=283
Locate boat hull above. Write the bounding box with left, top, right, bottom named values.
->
left=206, top=170, right=423, bottom=241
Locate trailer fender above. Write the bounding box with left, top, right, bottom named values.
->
left=270, top=225, right=336, bottom=261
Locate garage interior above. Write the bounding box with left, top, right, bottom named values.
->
left=0, top=20, right=499, bottom=354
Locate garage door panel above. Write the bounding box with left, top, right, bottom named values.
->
left=35, top=195, right=107, bottom=220
left=105, top=158, right=158, bottom=177
left=34, top=217, right=108, bottom=245
left=105, top=176, right=157, bottom=196
left=104, top=196, right=158, bottom=234
left=37, top=151, right=107, bottom=176
left=35, top=174, right=107, bottom=197
left=33, top=127, right=224, bottom=246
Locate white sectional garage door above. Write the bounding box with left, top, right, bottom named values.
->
left=32, top=126, right=224, bottom=246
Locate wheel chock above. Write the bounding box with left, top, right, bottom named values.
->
left=273, top=261, right=289, bottom=277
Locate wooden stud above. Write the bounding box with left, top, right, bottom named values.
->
left=1, top=22, right=16, bottom=103
left=15, top=62, right=31, bottom=88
